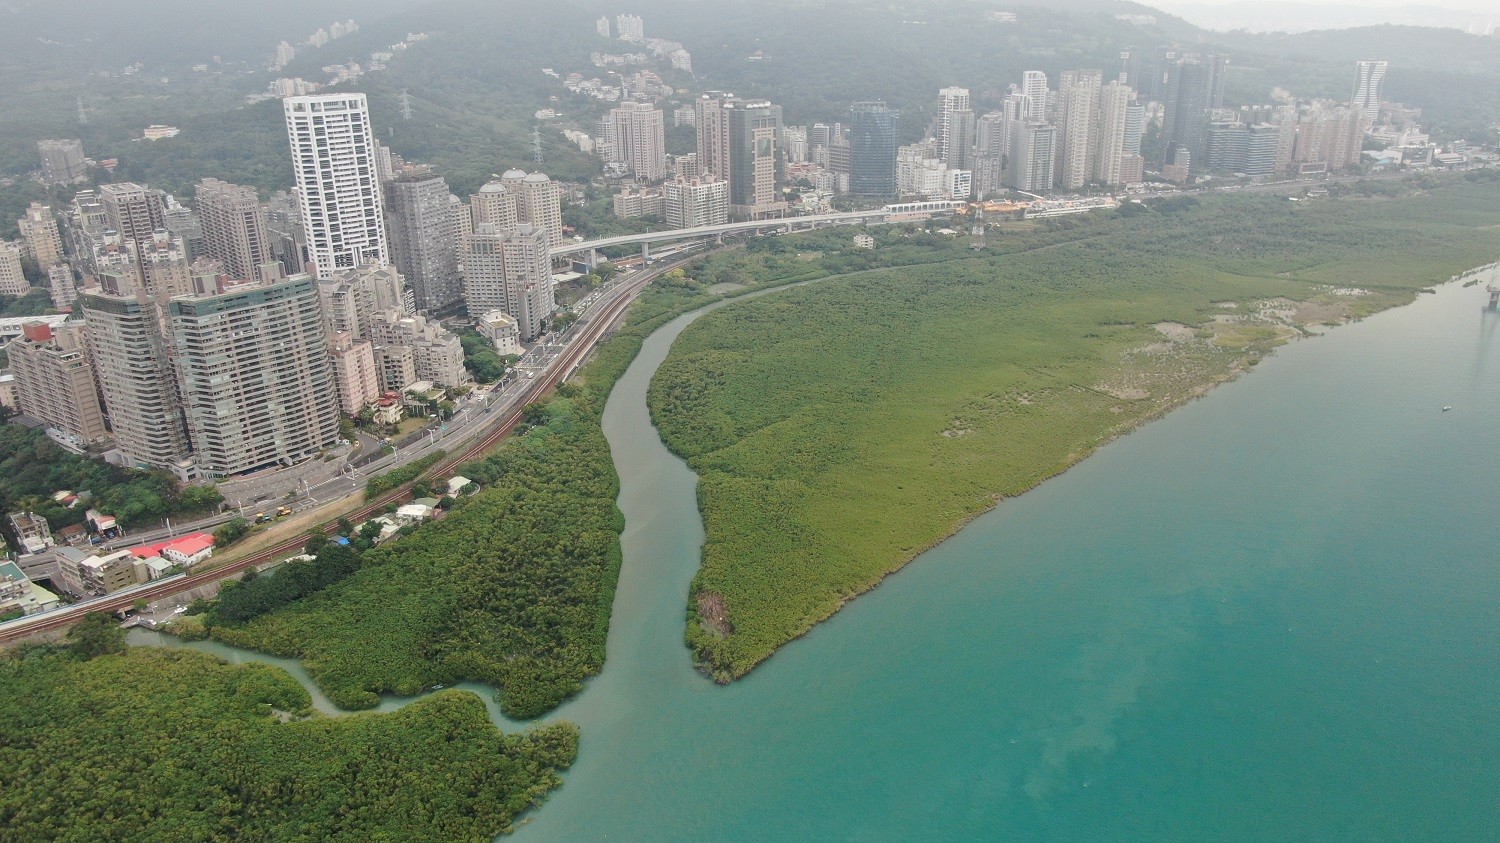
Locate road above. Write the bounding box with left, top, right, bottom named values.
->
left=0, top=256, right=689, bottom=646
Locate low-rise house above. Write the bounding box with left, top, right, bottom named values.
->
left=446, top=475, right=473, bottom=496
left=77, top=550, right=143, bottom=595
left=128, top=533, right=214, bottom=570
left=0, top=560, right=61, bottom=617
left=8, top=511, right=54, bottom=556
left=395, top=502, right=434, bottom=525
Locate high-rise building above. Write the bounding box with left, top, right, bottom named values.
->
left=1094, top=81, right=1134, bottom=187
left=78, top=277, right=194, bottom=475
left=596, top=16, right=611, bottom=37
left=316, top=264, right=412, bottom=340
left=384, top=172, right=462, bottom=312
left=461, top=223, right=553, bottom=341
left=264, top=190, right=307, bottom=276
left=37, top=140, right=86, bottom=185
left=1244, top=123, right=1280, bottom=175
left=783, top=126, right=808, bottom=163
left=695, top=92, right=735, bottom=184
left=1352, top=60, right=1388, bottom=122
left=1206, top=54, right=1230, bottom=110
left=850, top=102, right=899, bottom=196
left=169, top=272, right=340, bottom=477
left=368, top=310, right=468, bottom=388
left=99, top=183, right=166, bottom=247
left=1021, top=72, right=1049, bottom=120
left=611, top=101, right=668, bottom=182
left=726, top=99, right=785, bottom=218
left=1164, top=57, right=1215, bottom=172
left=138, top=231, right=195, bottom=303
left=936, top=87, right=974, bottom=170
left=1055, top=70, right=1103, bottom=190
left=327, top=330, right=379, bottom=416
left=663, top=176, right=729, bottom=228
left=0, top=242, right=28, bottom=296
left=8, top=323, right=108, bottom=444
left=48, top=264, right=76, bottom=309
left=283, top=93, right=388, bottom=278
left=498, top=170, right=564, bottom=248
left=163, top=204, right=206, bottom=264
left=18, top=203, right=64, bottom=270
left=1006, top=122, right=1056, bottom=192
left=615, top=13, right=644, bottom=40
left=471, top=180, right=520, bottom=230
left=195, top=178, right=272, bottom=283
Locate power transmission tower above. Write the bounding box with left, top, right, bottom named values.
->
left=76, top=97, right=88, bottom=125
left=532, top=125, right=545, bottom=164
left=399, top=90, right=413, bottom=121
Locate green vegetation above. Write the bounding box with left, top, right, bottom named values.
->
left=212, top=517, right=252, bottom=548
left=210, top=544, right=362, bottom=626
left=364, top=451, right=445, bottom=498
left=0, top=425, right=222, bottom=539
left=649, top=181, right=1500, bottom=680
left=457, top=328, right=513, bottom=384
left=209, top=387, right=619, bottom=717
left=0, top=288, right=55, bottom=318
left=192, top=250, right=796, bottom=718
left=0, top=643, right=576, bottom=841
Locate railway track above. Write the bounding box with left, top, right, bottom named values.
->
left=0, top=259, right=674, bottom=646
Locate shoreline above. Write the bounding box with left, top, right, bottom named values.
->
left=666, top=262, right=1490, bottom=683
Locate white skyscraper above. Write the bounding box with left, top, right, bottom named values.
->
left=1352, top=60, right=1387, bottom=122
left=936, top=87, right=974, bottom=170
left=1021, top=71, right=1049, bottom=120
left=283, top=94, right=388, bottom=278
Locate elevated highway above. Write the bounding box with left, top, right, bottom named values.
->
left=555, top=200, right=966, bottom=258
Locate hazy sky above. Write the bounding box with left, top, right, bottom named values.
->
left=1147, top=0, right=1500, bottom=33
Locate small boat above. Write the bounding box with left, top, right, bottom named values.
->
left=1442, top=406, right=1453, bottom=412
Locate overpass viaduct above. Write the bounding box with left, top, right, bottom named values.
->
left=555, top=200, right=965, bottom=260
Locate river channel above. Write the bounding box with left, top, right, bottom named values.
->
left=137, top=273, right=1500, bottom=840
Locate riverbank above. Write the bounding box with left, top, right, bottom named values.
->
left=648, top=183, right=1500, bottom=681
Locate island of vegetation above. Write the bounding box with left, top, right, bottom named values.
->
left=0, top=616, right=576, bottom=841
left=647, top=177, right=1500, bottom=681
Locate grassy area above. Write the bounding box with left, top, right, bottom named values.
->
left=648, top=179, right=1500, bottom=681
left=0, top=644, right=576, bottom=841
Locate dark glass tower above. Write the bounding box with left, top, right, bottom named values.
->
left=849, top=101, right=898, bottom=197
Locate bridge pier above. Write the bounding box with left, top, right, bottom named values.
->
left=641, top=241, right=650, bottom=262
left=1488, top=284, right=1499, bottom=310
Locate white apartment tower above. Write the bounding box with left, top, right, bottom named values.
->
left=18, top=203, right=64, bottom=270
left=663, top=176, right=729, bottom=228
left=1094, top=82, right=1134, bottom=187
left=611, top=101, right=668, bottom=182
left=1021, top=71, right=1049, bottom=120
left=1352, top=60, right=1387, bottom=123
left=0, top=242, right=26, bottom=296
left=462, top=223, right=554, bottom=342
left=616, top=13, right=644, bottom=41
left=1055, top=70, right=1103, bottom=190
left=936, top=87, right=974, bottom=170
left=283, top=94, right=388, bottom=278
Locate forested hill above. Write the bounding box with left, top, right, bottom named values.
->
left=3, top=0, right=1498, bottom=216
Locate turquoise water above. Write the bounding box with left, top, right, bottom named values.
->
left=516, top=277, right=1500, bottom=840
left=138, top=276, right=1500, bottom=840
